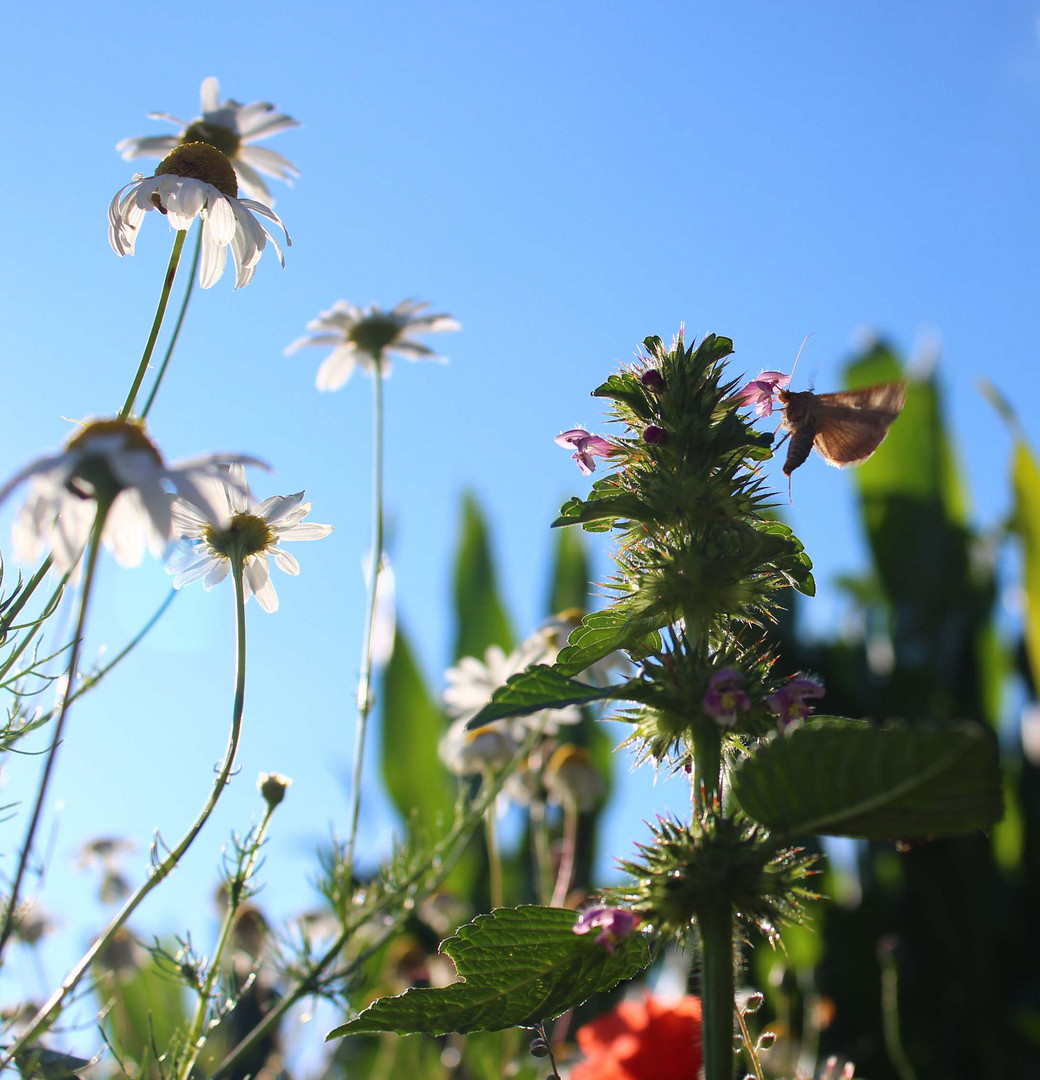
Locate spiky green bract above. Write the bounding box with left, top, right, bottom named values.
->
left=613, top=812, right=818, bottom=946
left=554, top=330, right=813, bottom=764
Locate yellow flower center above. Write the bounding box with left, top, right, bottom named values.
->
left=63, top=418, right=162, bottom=503
left=349, top=316, right=403, bottom=359
left=155, top=143, right=239, bottom=199
left=181, top=119, right=242, bottom=162
left=203, top=512, right=274, bottom=561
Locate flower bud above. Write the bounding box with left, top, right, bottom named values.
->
left=643, top=424, right=668, bottom=444
left=641, top=368, right=665, bottom=389
left=258, top=772, right=292, bottom=808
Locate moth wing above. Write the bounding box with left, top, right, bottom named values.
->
left=816, top=381, right=907, bottom=420
left=812, top=411, right=891, bottom=467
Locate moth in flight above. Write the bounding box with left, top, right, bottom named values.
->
left=777, top=381, right=907, bottom=478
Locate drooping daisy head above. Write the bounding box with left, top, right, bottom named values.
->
left=168, top=464, right=332, bottom=613
left=116, top=76, right=299, bottom=205
left=284, top=299, right=460, bottom=391
left=109, top=143, right=290, bottom=290
left=0, top=418, right=257, bottom=576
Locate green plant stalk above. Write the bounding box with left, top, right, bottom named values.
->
left=484, top=792, right=503, bottom=908
left=0, top=556, right=56, bottom=643
left=690, top=716, right=722, bottom=817
left=210, top=726, right=542, bottom=1080
left=345, top=359, right=386, bottom=877
left=0, top=570, right=65, bottom=685
left=697, top=896, right=736, bottom=1080
left=140, top=225, right=203, bottom=421
left=550, top=797, right=580, bottom=908
left=119, top=229, right=187, bottom=420
left=530, top=797, right=554, bottom=905
left=3, top=556, right=250, bottom=1063
left=734, top=1001, right=764, bottom=1080
left=178, top=801, right=276, bottom=1080
left=0, top=505, right=108, bottom=961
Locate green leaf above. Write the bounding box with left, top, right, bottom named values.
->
left=380, top=623, right=454, bottom=836
left=466, top=665, right=644, bottom=728
left=1013, top=440, right=1040, bottom=689
left=327, top=906, right=649, bottom=1039
left=731, top=718, right=1003, bottom=840
left=555, top=609, right=662, bottom=676
left=453, top=492, right=514, bottom=661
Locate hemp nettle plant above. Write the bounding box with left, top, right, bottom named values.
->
left=0, top=75, right=1016, bottom=1080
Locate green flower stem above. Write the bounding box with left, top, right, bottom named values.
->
left=550, top=798, right=580, bottom=908
left=0, top=565, right=65, bottom=686
left=178, top=800, right=276, bottom=1080
left=211, top=728, right=541, bottom=1080
left=119, top=229, right=187, bottom=420
left=690, top=716, right=722, bottom=817
left=697, top=896, right=737, bottom=1080
left=344, top=361, right=386, bottom=877
left=0, top=507, right=108, bottom=962
left=734, top=1002, right=764, bottom=1080
left=0, top=556, right=57, bottom=643
left=2, top=557, right=250, bottom=1063
left=530, top=797, right=555, bottom=905
left=484, top=791, right=503, bottom=908
left=140, top=225, right=203, bottom=421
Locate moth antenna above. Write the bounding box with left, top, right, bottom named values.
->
left=789, top=334, right=813, bottom=387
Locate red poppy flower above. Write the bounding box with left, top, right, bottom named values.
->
left=572, top=994, right=703, bottom=1080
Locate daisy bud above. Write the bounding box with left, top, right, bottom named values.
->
left=258, top=772, right=292, bottom=809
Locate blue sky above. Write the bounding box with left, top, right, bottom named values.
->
left=2, top=0, right=1039, bottom=1051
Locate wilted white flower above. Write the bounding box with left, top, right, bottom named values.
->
left=168, top=464, right=332, bottom=613
left=109, top=143, right=289, bottom=290
left=439, top=627, right=580, bottom=776
left=116, top=76, right=299, bottom=204
left=285, top=298, right=460, bottom=391
left=0, top=418, right=257, bottom=576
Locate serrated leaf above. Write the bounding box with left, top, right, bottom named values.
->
left=555, top=609, right=661, bottom=676
left=732, top=719, right=1003, bottom=840
left=466, top=665, right=643, bottom=728
left=327, top=906, right=649, bottom=1039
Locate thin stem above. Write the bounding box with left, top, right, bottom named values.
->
left=0, top=506, right=108, bottom=961
left=345, top=363, right=386, bottom=877
left=2, top=555, right=250, bottom=1063
left=0, top=557, right=56, bottom=642
left=734, top=1002, right=765, bottom=1080
left=178, top=802, right=276, bottom=1080
left=140, top=226, right=203, bottom=421
left=530, top=798, right=554, bottom=905
left=550, top=799, right=579, bottom=908
left=697, top=897, right=736, bottom=1080
left=211, top=727, right=539, bottom=1080
left=484, top=792, right=503, bottom=909
left=119, top=230, right=187, bottom=420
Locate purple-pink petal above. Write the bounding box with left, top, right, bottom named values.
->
left=555, top=429, right=615, bottom=474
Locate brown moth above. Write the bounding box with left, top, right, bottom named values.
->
left=777, top=381, right=907, bottom=478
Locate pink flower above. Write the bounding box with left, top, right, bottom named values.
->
left=767, top=675, right=825, bottom=727
left=735, top=370, right=790, bottom=417
left=573, top=907, right=643, bottom=953
left=555, top=429, right=615, bottom=475
left=702, top=668, right=751, bottom=727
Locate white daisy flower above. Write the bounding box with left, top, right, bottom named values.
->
left=168, top=465, right=332, bottom=613
left=439, top=627, right=581, bottom=776
left=116, top=76, right=299, bottom=205
left=0, top=418, right=260, bottom=576
left=284, top=299, right=460, bottom=391
left=109, top=143, right=290, bottom=290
